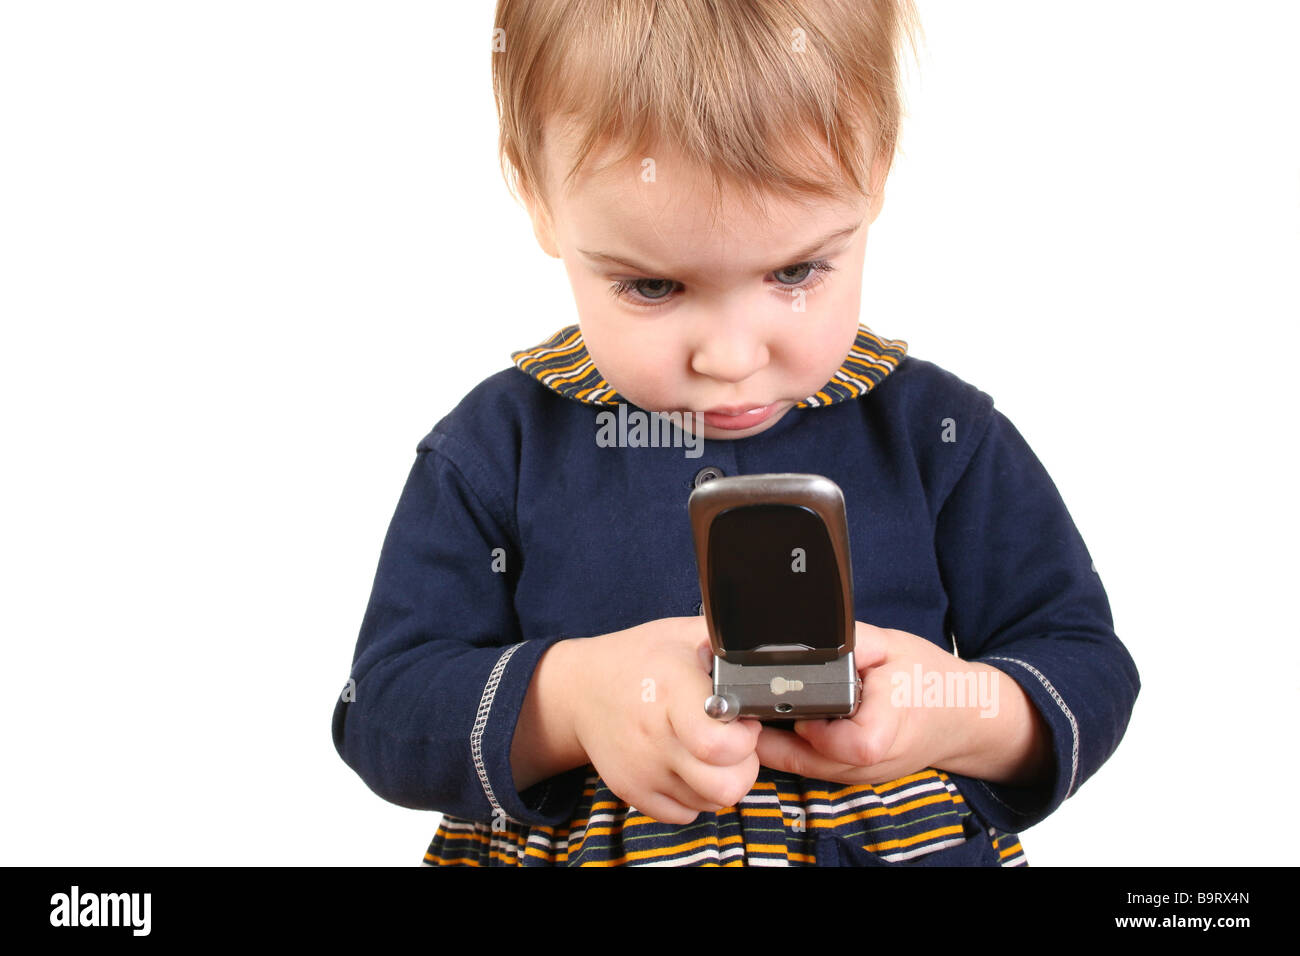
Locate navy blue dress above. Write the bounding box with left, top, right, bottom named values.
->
left=333, top=324, right=1138, bottom=866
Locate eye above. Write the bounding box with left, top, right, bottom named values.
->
left=774, top=263, right=815, bottom=285
left=619, top=278, right=675, bottom=300
left=770, top=259, right=835, bottom=298
left=607, top=259, right=837, bottom=310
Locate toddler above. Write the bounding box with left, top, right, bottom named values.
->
left=332, top=0, right=1140, bottom=866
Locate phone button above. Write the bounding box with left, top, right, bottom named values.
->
left=692, top=465, right=725, bottom=488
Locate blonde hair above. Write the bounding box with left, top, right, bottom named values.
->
left=491, top=0, right=922, bottom=221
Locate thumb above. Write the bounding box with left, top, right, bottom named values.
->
left=854, top=621, right=890, bottom=671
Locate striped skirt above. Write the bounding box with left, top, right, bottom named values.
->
left=422, top=766, right=1027, bottom=867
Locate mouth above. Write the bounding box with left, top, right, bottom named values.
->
left=698, top=404, right=776, bottom=430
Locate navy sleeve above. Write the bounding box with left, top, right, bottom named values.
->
left=331, top=429, right=588, bottom=827
left=933, top=405, right=1140, bottom=833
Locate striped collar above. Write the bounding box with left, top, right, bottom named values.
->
left=511, top=323, right=908, bottom=408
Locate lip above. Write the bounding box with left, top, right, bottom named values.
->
left=699, top=403, right=775, bottom=430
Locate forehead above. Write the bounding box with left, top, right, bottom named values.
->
left=541, top=119, right=866, bottom=277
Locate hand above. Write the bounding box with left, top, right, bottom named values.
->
left=571, top=616, right=763, bottom=825
left=755, top=622, right=983, bottom=785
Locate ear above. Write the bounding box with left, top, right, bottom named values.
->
left=519, top=181, right=561, bottom=259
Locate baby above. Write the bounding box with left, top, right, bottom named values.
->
left=332, top=0, right=1140, bottom=866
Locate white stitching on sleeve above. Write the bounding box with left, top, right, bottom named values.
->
left=471, top=642, right=525, bottom=820
left=983, top=655, right=1079, bottom=797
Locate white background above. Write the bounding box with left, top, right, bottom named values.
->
left=2, top=1, right=1296, bottom=866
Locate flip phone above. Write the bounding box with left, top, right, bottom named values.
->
left=688, top=473, right=861, bottom=724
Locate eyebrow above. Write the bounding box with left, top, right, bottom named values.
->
left=578, top=219, right=863, bottom=276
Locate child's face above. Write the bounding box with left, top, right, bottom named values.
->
left=527, top=121, right=887, bottom=441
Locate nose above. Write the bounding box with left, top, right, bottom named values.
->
left=689, top=319, right=770, bottom=384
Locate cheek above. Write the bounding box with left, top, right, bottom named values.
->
left=785, top=316, right=860, bottom=383
left=605, top=349, right=680, bottom=405
left=579, top=317, right=682, bottom=404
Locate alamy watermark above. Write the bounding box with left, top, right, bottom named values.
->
left=595, top=406, right=704, bottom=459
left=890, top=663, right=999, bottom=718
left=50, top=886, right=151, bottom=936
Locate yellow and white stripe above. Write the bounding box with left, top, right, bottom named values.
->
left=510, top=324, right=908, bottom=408
left=423, top=766, right=1026, bottom=867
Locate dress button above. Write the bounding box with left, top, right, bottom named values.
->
left=692, top=465, right=725, bottom=488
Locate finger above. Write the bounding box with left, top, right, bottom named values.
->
left=653, top=765, right=740, bottom=815
left=854, top=621, right=890, bottom=671
left=632, top=788, right=710, bottom=827
left=671, top=748, right=760, bottom=810
left=755, top=725, right=859, bottom=781
left=606, top=745, right=726, bottom=819
left=669, top=684, right=762, bottom=767
left=697, top=639, right=714, bottom=672
left=793, top=714, right=883, bottom=766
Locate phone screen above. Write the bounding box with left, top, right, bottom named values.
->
left=706, top=503, right=844, bottom=652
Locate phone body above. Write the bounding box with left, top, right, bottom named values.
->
left=688, top=473, right=861, bottom=725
